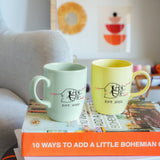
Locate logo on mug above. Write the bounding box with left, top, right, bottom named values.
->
left=96, top=82, right=130, bottom=99
left=51, top=87, right=85, bottom=103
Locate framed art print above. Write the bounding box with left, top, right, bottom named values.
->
left=99, top=6, right=131, bottom=53
left=51, top=0, right=132, bottom=59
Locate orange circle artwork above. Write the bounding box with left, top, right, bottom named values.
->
left=58, top=2, right=87, bottom=35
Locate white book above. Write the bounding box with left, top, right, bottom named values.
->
left=14, top=129, right=160, bottom=160
left=15, top=147, right=159, bottom=160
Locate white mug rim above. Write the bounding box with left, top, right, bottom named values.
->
left=44, top=62, right=87, bottom=72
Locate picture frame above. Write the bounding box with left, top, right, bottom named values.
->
left=50, top=0, right=132, bottom=59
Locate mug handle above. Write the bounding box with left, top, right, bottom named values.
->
left=130, top=71, right=151, bottom=99
left=30, top=75, right=51, bottom=108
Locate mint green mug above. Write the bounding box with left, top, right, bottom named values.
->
left=30, top=63, right=87, bottom=122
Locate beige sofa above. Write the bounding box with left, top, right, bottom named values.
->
left=0, top=14, right=73, bottom=157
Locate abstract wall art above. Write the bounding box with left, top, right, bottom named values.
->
left=50, top=0, right=132, bottom=58
left=57, top=2, right=87, bottom=35
left=99, top=7, right=131, bottom=53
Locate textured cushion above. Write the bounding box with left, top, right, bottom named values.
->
left=0, top=12, right=73, bottom=103
left=0, top=30, right=73, bottom=103
left=0, top=88, right=27, bottom=158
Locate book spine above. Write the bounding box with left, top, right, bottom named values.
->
left=22, top=132, right=160, bottom=156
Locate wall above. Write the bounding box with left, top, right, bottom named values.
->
left=0, top=0, right=51, bottom=32
left=0, top=0, right=160, bottom=62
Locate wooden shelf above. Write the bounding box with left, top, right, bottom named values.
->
left=135, top=74, right=160, bottom=97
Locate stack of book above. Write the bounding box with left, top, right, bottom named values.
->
left=14, top=99, right=160, bottom=159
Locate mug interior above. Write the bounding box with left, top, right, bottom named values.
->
left=44, top=63, right=86, bottom=71
left=92, top=59, right=132, bottom=68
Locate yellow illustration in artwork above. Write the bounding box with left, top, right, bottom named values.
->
left=58, top=2, right=87, bottom=35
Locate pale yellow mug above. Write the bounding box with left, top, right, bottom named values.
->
left=91, top=59, right=151, bottom=115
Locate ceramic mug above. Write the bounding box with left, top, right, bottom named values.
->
left=91, top=59, right=151, bottom=115
left=133, top=65, right=142, bottom=72
left=30, top=63, right=87, bottom=122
